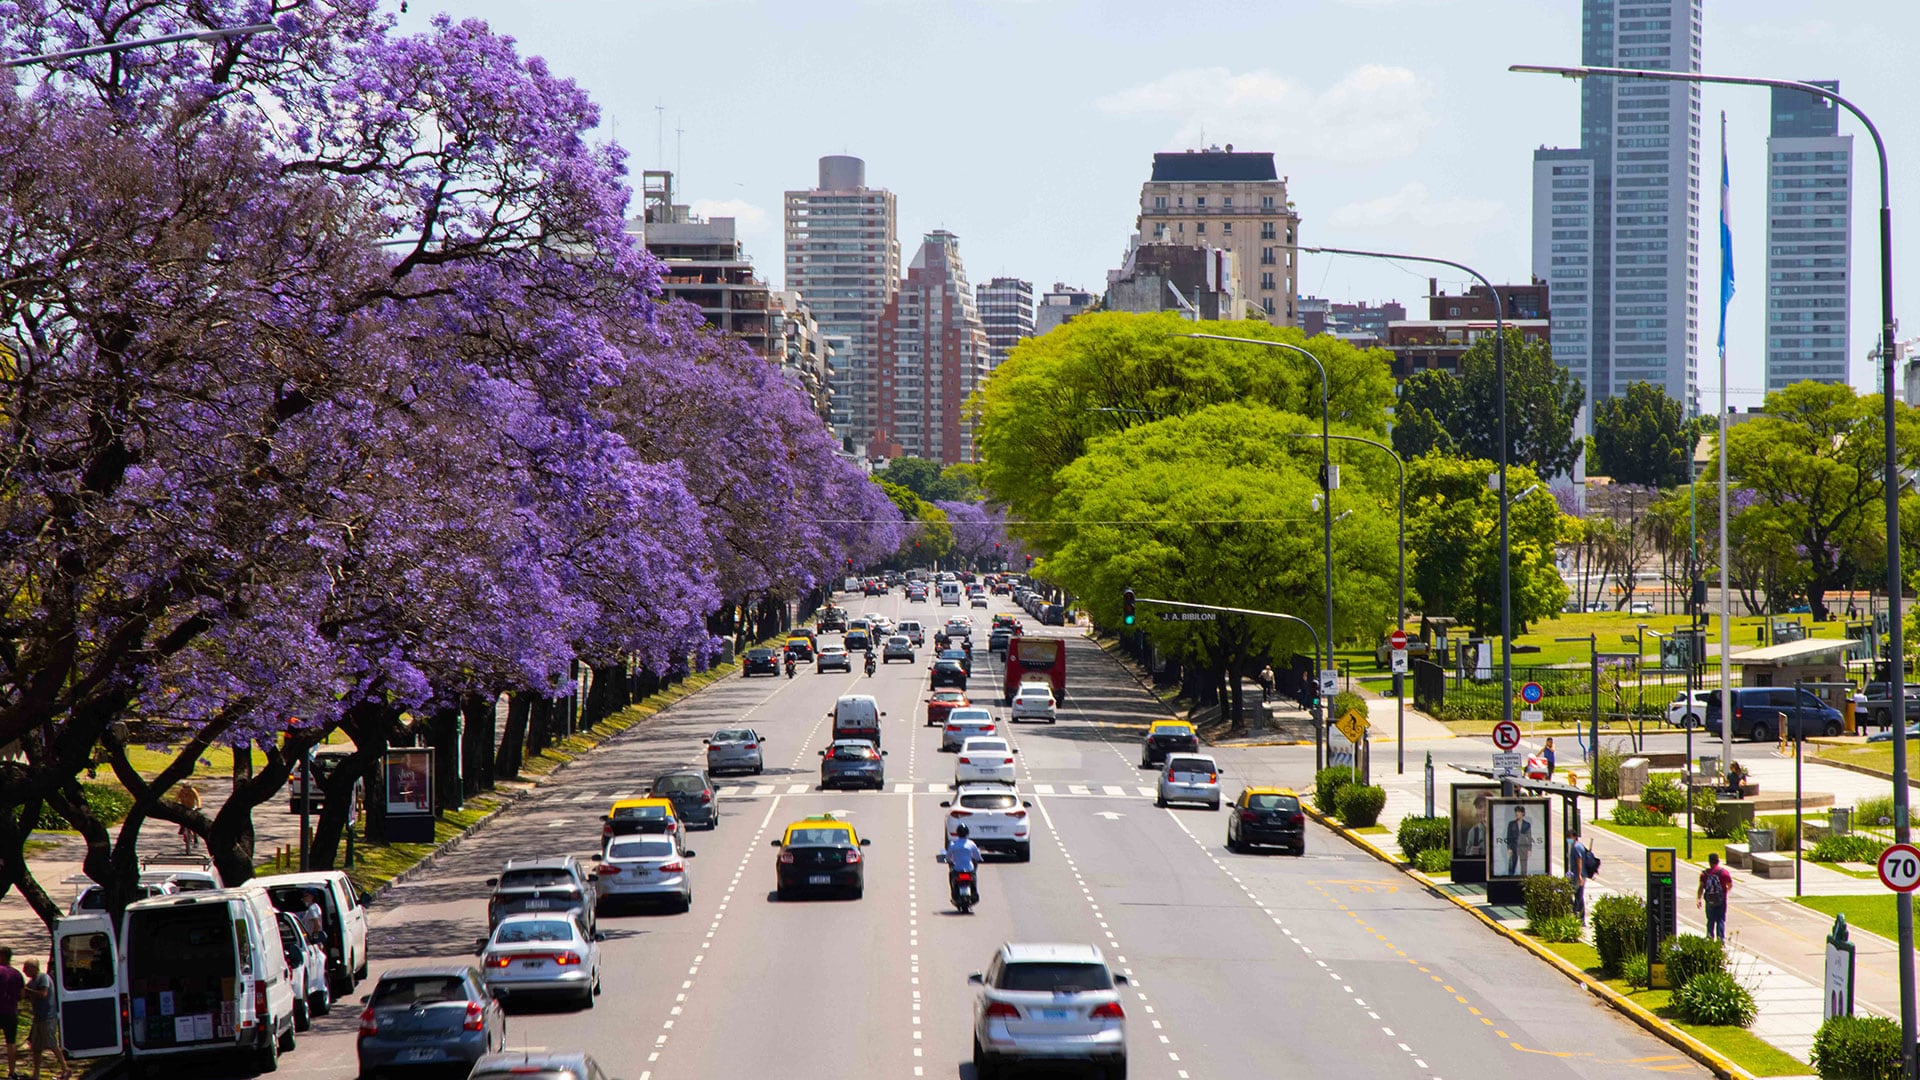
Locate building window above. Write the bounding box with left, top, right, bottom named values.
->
left=1260, top=223, right=1276, bottom=240
left=1222, top=222, right=1232, bottom=235
left=1223, top=196, right=1233, bottom=208
left=1153, top=196, right=1167, bottom=210
left=1196, top=223, right=1206, bottom=236
left=1449, top=306, right=1460, bottom=316
left=1263, top=297, right=1276, bottom=315
left=1261, top=195, right=1276, bottom=209
left=1261, top=272, right=1275, bottom=290
left=1261, top=247, right=1276, bottom=265
left=1196, top=196, right=1207, bottom=208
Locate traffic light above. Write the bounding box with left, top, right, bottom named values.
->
left=1122, top=589, right=1136, bottom=626
left=1025, top=553, right=1034, bottom=568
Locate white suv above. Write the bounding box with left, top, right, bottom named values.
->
left=1666, top=690, right=1713, bottom=729
left=1156, top=753, right=1222, bottom=810
left=970, top=943, right=1128, bottom=1078
left=943, top=783, right=1033, bottom=861
left=1009, top=684, right=1057, bottom=724
left=955, top=736, right=1018, bottom=786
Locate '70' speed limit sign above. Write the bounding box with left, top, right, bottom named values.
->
left=1879, top=843, right=1920, bottom=893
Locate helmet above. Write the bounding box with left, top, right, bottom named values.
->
left=953, top=824, right=970, bottom=838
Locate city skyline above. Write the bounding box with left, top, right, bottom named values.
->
left=400, top=1, right=1918, bottom=411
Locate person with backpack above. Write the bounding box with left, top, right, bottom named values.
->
left=1697, top=851, right=1733, bottom=941
left=1568, top=833, right=1600, bottom=922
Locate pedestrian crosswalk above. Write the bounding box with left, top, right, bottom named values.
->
left=545, top=783, right=1163, bottom=802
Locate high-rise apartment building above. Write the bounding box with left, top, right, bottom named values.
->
left=784, top=156, right=900, bottom=447
left=975, top=277, right=1034, bottom=371
left=628, top=170, right=778, bottom=358
left=1134, top=146, right=1300, bottom=323
left=1531, top=0, right=1703, bottom=416
left=874, top=231, right=990, bottom=465
left=1765, top=81, right=1851, bottom=392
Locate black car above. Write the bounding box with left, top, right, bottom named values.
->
left=988, top=628, right=1012, bottom=658
left=844, top=629, right=871, bottom=653
left=1141, top=723, right=1200, bottom=767
left=939, top=647, right=973, bottom=676
left=742, top=647, right=780, bottom=677
left=930, top=659, right=969, bottom=689
left=649, top=768, right=719, bottom=829
left=771, top=820, right=870, bottom=900
left=1227, top=789, right=1306, bottom=855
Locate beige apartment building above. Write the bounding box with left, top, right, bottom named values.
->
left=1134, top=146, right=1301, bottom=325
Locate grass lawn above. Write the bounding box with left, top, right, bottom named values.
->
left=1535, top=940, right=1811, bottom=1077
left=1815, top=739, right=1917, bottom=778
left=1354, top=824, right=1389, bottom=835
left=1590, top=819, right=1729, bottom=864
left=1796, top=894, right=1899, bottom=941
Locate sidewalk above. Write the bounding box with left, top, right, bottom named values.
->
left=1353, top=725, right=1909, bottom=1073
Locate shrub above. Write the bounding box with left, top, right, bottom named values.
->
left=1611, top=804, right=1672, bottom=828
left=1854, top=794, right=1897, bottom=830
left=1592, top=893, right=1648, bottom=977
left=1523, top=874, right=1576, bottom=923
left=1622, top=954, right=1651, bottom=989
left=1810, top=1015, right=1903, bottom=1080
left=1810, top=834, right=1889, bottom=864
left=36, top=782, right=135, bottom=830
left=1591, top=743, right=1624, bottom=798
left=1755, top=814, right=1799, bottom=853
left=1661, top=933, right=1727, bottom=991
left=1337, top=784, right=1387, bottom=828
left=1332, top=689, right=1368, bottom=723
left=1314, top=766, right=1357, bottom=813
left=1413, top=847, right=1452, bottom=874
left=1531, top=914, right=1582, bottom=943
left=1396, top=816, right=1451, bottom=858
left=1673, top=969, right=1757, bottom=1027
left=1640, top=773, right=1687, bottom=815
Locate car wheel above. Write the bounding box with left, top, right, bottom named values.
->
left=679, top=891, right=694, bottom=913
left=1107, top=1055, right=1128, bottom=1080
left=776, top=885, right=792, bottom=902
left=277, top=1021, right=296, bottom=1054
left=580, top=986, right=596, bottom=1010
left=312, top=988, right=330, bottom=1017
left=851, top=884, right=865, bottom=900
left=1825, top=721, right=1842, bottom=737
left=1015, top=843, right=1031, bottom=863
left=293, top=996, right=310, bottom=1032
left=973, top=1037, right=997, bottom=1080
left=256, top=1031, right=281, bottom=1072
left=1227, top=832, right=1242, bottom=853
left=1749, top=722, right=1772, bottom=744
left=1210, top=800, right=1222, bottom=811
left=1154, top=795, right=1167, bottom=808
left=356, top=955, right=369, bottom=982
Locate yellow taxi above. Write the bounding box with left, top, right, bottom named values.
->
left=1140, top=720, right=1200, bottom=767
left=784, top=635, right=815, bottom=662
left=1226, top=786, right=1306, bottom=855
left=602, top=796, right=681, bottom=847
left=769, top=813, right=870, bottom=900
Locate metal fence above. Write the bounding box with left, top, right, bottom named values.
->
left=1413, top=657, right=1741, bottom=730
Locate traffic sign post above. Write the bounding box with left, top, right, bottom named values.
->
left=1520, top=682, right=1544, bottom=705
left=1646, top=849, right=1678, bottom=987
left=1879, top=843, right=1920, bottom=893
left=1391, top=649, right=1408, bottom=674
left=1520, top=708, right=1544, bottom=727
left=1318, top=670, right=1338, bottom=698
left=1389, top=630, right=1408, bottom=650
left=1491, top=720, right=1522, bottom=751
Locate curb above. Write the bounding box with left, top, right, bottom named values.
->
left=1302, top=802, right=1752, bottom=1080
left=1808, top=753, right=1915, bottom=788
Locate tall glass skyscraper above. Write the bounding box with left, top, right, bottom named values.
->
left=1764, top=81, right=1851, bottom=392
left=1532, top=0, right=1703, bottom=418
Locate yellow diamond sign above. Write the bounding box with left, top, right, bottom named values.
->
left=1335, top=709, right=1370, bottom=745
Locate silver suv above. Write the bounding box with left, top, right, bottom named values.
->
left=486, top=856, right=596, bottom=935
left=969, top=942, right=1128, bottom=1080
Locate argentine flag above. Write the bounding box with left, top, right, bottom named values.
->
left=1718, top=115, right=1735, bottom=354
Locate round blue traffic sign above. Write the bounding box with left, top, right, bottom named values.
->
left=1520, top=682, right=1544, bottom=705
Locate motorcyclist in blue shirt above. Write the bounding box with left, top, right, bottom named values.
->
left=943, top=824, right=983, bottom=907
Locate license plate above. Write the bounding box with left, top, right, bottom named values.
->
left=809, top=875, right=832, bottom=885
left=523, top=899, right=551, bottom=909
left=973, top=825, right=1000, bottom=835
left=518, top=959, right=546, bottom=969
left=1036, top=1009, right=1073, bottom=1021
left=401, top=1049, right=440, bottom=1062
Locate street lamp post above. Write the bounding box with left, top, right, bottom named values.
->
left=1512, top=62, right=1908, bottom=1074
left=1296, top=247, right=1515, bottom=732
left=1284, top=432, right=1407, bottom=772
left=2, top=22, right=277, bottom=68
left=1182, top=333, right=1335, bottom=770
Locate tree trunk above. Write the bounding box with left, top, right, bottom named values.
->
left=496, top=693, right=530, bottom=780
left=430, top=705, right=463, bottom=814
left=527, top=696, right=554, bottom=758
left=463, top=693, right=497, bottom=796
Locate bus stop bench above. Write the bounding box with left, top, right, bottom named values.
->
left=1751, top=852, right=1794, bottom=879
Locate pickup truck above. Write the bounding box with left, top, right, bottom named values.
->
left=1858, top=683, right=1920, bottom=729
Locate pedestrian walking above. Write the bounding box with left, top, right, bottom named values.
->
left=0, top=947, right=25, bottom=1079
left=21, top=958, right=66, bottom=1080
left=1697, top=851, right=1734, bottom=942
left=1258, top=665, right=1275, bottom=704
left=1568, top=833, right=1599, bottom=923
left=176, top=781, right=202, bottom=852
left=1542, top=737, right=1557, bottom=779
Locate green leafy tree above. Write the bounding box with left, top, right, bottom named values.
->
left=877, top=456, right=975, bottom=503
left=1047, top=404, right=1396, bottom=729
left=1709, top=382, right=1920, bottom=620
left=971, top=311, right=1395, bottom=554
left=1592, top=381, right=1691, bottom=488
left=878, top=480, right=953, bottom=564
left=1390, top=371, right=1460, bottom=462
left=1395, top=329, right=1585, bottom=477
left=1405, top=456, right=1568, bottom=634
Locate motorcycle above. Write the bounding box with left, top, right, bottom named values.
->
left=936, top=853, right=977, bottom=913
left=865, top=652, right=877, bottom=677
left=785, top=657, right=796, bottom=679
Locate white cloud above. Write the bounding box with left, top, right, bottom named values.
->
left=688, top=198, right=769, bottom=232
left=1096, top=64, right=1430, bottom=165
left=1327, top=181, right=1502, bottom=229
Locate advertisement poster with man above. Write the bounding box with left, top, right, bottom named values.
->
left=1450, top=784, right=1502, bottom=860
left=1487, top=797, right=1551, bottom=880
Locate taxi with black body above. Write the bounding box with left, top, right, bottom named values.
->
left=1227, top=786, right=1307, bottom=855
left=771, top=814, right=870, bottom=900
left=1141, top=721, right=1200, bottom=767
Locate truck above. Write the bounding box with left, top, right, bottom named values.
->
left=1003, top=636, right=1066, bottom=706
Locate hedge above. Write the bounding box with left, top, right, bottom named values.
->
left=1314, top=766, right=1357, bottom=813
left=1661, top=933, right=1727, bottom=991
left=1810, top=1015, right=1902, bottom=1079
left=1336, top=785, right=1387, bottom=829
left=1522, top=874, right=1575, bottom=924
left=1592, top=893, right=1648, bottom=977
left=1395, top=816, right=1450, bottom=859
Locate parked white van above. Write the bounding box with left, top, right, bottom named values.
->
left=56, top=883, right=301, bottom=1073
left=255, top=870, right=371, bottom=994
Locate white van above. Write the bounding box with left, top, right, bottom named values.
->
left=829, top=694, right=886, bottom=747
left=255, top=870, right=371, bottom=994
left=56, top=884, right=300, bottom=1072
left=939, top=581, right=963, bottom=606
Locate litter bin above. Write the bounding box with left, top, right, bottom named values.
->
left=1843, top=695, right=1858, bottom=735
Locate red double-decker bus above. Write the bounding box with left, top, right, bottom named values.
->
left=1003, top=636, right=1066, bottom=706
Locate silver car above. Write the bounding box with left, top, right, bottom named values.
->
left=970, top=942, right=1128, bottom=1079
left=816, top=644, right=853, bottom=672
left=593, top=833, right=694, bottom=912
left=1156, top=753, right=1222, bottom=810
left=704, top=728, right=765, bottom=775
left=882, top=634, right=915, bottom=664
left=477, top=913, right=603, bottom=1008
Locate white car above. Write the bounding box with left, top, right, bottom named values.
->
left=970, top=943, right=1128, bottom=1079
left=478, top=913, right=605, bottom=1008
left=274, top=910, right=331, bottom=1031
left=1156, top=753, right=1222, bottom=810
left=1666, top=690, right=1713, bottom=729
left=945, top=617, right=975, bottom=640
left=942, top=710, right=1001, bottom=752
left=955, top=736, right=1018, bottom=786
left=970, top=590, right=989, bottom=609
left=942, top=783, right=1033, bottom=861
left=1009, top=684, right=1057, bottom=724
left=593, top=833, right=695, bottom=912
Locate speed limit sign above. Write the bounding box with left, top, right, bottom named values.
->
left=1878, top=843, right=1920, bottom=893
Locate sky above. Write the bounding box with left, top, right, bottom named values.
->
left=398, top=0, right=1919, bottom=412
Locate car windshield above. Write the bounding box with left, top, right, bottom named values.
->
left=499, top=867, right=575, bottom=888
left=608, top=837, right=677, bottom=860
left=1248, top=794, right=1297, bottom=811
left=498, top=892, right=582, bottom=916
left=967, top=740, right=1008, bottom=753
left=495, top=920, right=574, bottom=944
left=372, top=976, right=469, bottom=1008
left=653, top=775, right=705, bottom=794
left=1168, top=757, right=1214, bottom=773
left=712, top=730, right=751, bottom=742
left=787, top=828, right=851, bottom=846
left=747, top=649, right=773, bottom=660
left=1000, top=962, right=1113, bottom=993
left=960, top=792, right=1019, bottom=810
left=1154, top=728, right=1196, bottom=741
left=820, top=646, right=846, bottom=654
left=832, top=745, right=877, bottom=760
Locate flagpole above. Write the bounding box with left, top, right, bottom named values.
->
left=1717, top=110, right=1734, bottom=769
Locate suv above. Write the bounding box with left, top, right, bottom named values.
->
left=1859, top=682, right=1920, bottom=729
left=649, top=768, right=719, bottom=830
left=1704, top=686, right=1844, bottom=742
left=942, top=783, right=1034, bottom=861
left=1226, top=787, right=1305, bottom=855
left=818, top=607, right=848, bottom=633
left=486, top=857, right=596, bottom=935
left=1141, top=721, right=1200, bottom=767
left=969, top=943, right=1128, bottom=1079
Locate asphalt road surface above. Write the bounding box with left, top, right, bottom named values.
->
left=208, top=589, right=1704, bottom=1080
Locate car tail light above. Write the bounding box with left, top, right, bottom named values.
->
left=359, top=1007, right=379, bottom=1036
left=1290, top=812, right=1306, bottom=825
left=660, top=861, right=685, bottom=873
left=1166, top=769, right=1177, bottom=782
left=1002, top=757, right=1014, bottom=765
left=1010, top=809, right=1027, bottom=819
left=984, top=1001, right=1020, bottom=1019
left=463, top=1001, right=486, bottom=1031
left=598, top=864, right=622, bottom=876
left=845, top=849, right=862, bottom=864
left=485, top=953, right=510, bottom=968
left=254, top=979, right=267, bottom=1022
left=555, top=952, right=582, bottom=966
left=1209, top=772, right=1218, bottom=783
left=700, top=790, right=712, bottom=804
left=778, top=850, right=795, bottom=864
left=1091, top=1002, right=1125, bottom=1019
left=949, top=809, right=973, bottom=817
left=959, top=757, right=972, bottom=765
left=1240, top=809, right=1258, bottom=823
left=745, top=743, right=757, bottom=749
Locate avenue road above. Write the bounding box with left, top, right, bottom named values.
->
left=251, top=589, right=1704, bottom=1080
